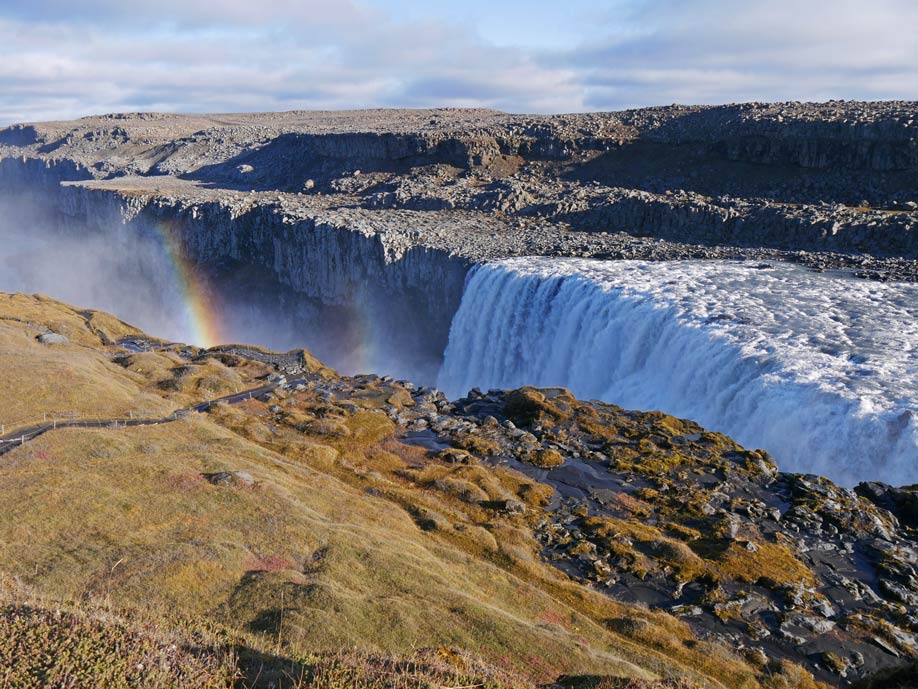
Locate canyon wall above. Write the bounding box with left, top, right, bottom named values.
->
left=0, top=157, right=470, bottom=382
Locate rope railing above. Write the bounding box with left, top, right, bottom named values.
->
left=0, top=379, right=288, bottom=452
left=0, top=409, right=167, bottom=437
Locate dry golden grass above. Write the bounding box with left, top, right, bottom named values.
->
left=0, top=578, right=543, bottom=689
left=580, top=516, right=813, bottom=588
left=0, top=292, right=278, bottom=430
left=0, top=292, right=143, bottom=347
left=714, top=542, right=816, bottom=587
left=0, top=293, right=826, bottom=689
left=0, top=294, right=174, bottom=426
left=0, top=419, right=660, bottom=684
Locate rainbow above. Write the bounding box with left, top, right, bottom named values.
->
left=346, top=296, right=378, bottom=374
left=152, top=220, right=223, bottom=348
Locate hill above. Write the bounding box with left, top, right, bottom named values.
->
left=1, top=292, right=916, bottom=687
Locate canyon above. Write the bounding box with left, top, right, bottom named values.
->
left=1, top=103, right=916, bottom=485
left=1, top=102, right=917, bottom=687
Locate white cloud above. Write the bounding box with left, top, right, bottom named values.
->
left=0, top=0, right=914, bottom=124
left=569, top=0, right=918, bottom=108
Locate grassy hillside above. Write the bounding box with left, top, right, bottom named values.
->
left=0, top=293, right=831, bottom=689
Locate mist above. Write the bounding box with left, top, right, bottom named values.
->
left=0, top=195, right=447, bottom=382
left=0, top=198, right=201, bottom=340
left=0, top=196, right=320, bottom=354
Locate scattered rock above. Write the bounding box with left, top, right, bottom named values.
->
left=37, top=332, right=68, bottom=345
left=203, top=471, right=255, bottom=488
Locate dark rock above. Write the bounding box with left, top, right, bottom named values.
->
left=857, top=482, right=918, bottom=530
left=203, top=471, right=255, bottom=488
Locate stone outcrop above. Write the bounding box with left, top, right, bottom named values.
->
left=257, top=360, right=918, bottom=686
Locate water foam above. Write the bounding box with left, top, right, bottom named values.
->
left=438, top=258, right=918, bottom=486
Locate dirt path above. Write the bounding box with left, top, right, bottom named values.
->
left=0, top=379, right=302, bottom=456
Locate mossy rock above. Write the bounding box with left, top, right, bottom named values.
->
left=453, top=435, right=501, bottom=456
left=518, top=482, right=554, bottom=507
left=531, top=449, right=565, bottom=468
left=386, top=388, right=415, bottom=409
left=504, top=387, right=572, bottom=426
left=437, top=448, right=477, bottom=464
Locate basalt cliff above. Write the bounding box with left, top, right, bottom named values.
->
left=2, top=103, right=916, bottom=377
left=0, top=103, right=917, bottom=688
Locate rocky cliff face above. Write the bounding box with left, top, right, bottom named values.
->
left=0, top=102, right=916, bottom=374
left=81, top=188, right=467, bottom=381
left=1, top=104, right=916, bottom=264
left=0, top=157, right=468, bottom=381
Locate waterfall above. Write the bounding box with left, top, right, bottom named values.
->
left=438, top=258, right=918, bottom=486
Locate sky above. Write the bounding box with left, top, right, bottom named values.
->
left=0, top=0, right=915, bottom=124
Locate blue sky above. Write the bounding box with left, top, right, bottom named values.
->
left=0, top=0, right=915, bottom=124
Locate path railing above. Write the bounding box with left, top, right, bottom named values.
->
left=0, top=379, right=290, bottom=455
left=0, top=409, right=163, bottom=436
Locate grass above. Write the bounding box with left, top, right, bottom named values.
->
left=0, top=294, right=174, bottom=427
left=0, top=293, right=831, bottom=689
left=575, top=511, right=813, bottom=588
left=0, top=419, right=661, bottom=684
left=0, top=578, right=541, bottom=689
left=0, top=602, right=233, bottom=689
left=0, top=292, right=274, bottom=429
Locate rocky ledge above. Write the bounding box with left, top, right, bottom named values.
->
left=434, top=388, right=918, bottom=685
left=1, top=101, right=917, bottom=281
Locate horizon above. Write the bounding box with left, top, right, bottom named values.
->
left=1, top=0, right=916, bottom=126
left=6, top=98, right=916, bottom=128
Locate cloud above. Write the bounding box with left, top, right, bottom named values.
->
left=566, top=0, right=918, bottom=108
left=1, top=0, right=369, bottom=29
left=0, top=0, right=914, bottom=124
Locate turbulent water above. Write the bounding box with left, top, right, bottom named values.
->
left=438, top=258, right=918, bottom=486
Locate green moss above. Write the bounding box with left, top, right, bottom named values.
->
left=504, top=388, right=573, bottom=426
left=454, top=435, right=502, bottom=456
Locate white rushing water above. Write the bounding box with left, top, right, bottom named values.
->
left=438, top=258, right=918, bottom=486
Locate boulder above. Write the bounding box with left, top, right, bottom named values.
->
left=856, top=482, right=918, bottom=529
left=37, top=332, right=68, bottom=345
left=203, top=471, right=255, bottom=488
